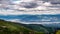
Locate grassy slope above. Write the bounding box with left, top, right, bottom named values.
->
left=21, top=24, right=55, bottom=34
left=0, top=20, right=46, bottom=34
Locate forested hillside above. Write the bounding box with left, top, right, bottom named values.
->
left=0, top=20, right=46, bottom=34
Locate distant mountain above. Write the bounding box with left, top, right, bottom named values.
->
left=43, top=23, right=60, bottom=28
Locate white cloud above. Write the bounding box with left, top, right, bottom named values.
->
left=6, top=19, right=20, bottom=22
left=41, top=19, right=51, bottom=21
left=36, top=6, right=47, bottom=10
left=12, top=0, right=34, bottom=4
left=6, top=19, right=30, bottom=24
left=0, top=8, right=60, bottom=15
left=6, top=19, right=60, bottom=24
left=0, top=0, right=60, bottom=15
left=12, top=1, right=21, bottom=4
left=20, top=0, right=33, bottom=2
left=43, top=2, right=52, bottom=6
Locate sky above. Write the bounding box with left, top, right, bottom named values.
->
left=0, top=0, right=60, bottom=24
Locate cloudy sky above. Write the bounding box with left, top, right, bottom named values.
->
left=0, top=0, right=60, bottom=24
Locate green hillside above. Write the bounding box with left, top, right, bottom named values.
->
left=21, top=24, right=56, bottom=34
left=21, top=24, right=49, bottom=32
left=0, top=20, right=46, bottom=34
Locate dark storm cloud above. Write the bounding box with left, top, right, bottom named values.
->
left=42, top=0, right=60, bottom=2
left=21, top=2, right=38, bottom=8
left=42, top=0, right=60, bottom=4
left=0, top=0, right=39, bottom=8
